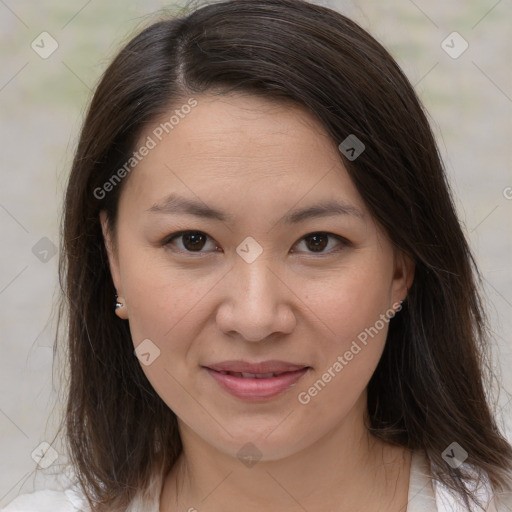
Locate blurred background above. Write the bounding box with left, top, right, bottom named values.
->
left=1, top=0, right=511, bottom=506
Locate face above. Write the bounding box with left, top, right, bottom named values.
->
left=100, top=93, right=413, bottom=462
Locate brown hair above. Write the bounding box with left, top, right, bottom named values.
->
left=53, top=0, right=512, bottom=510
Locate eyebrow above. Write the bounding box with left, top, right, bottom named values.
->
left=146, top=193, right=364, bottom=224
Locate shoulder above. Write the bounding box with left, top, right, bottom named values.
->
left=433, top=463, right=499, bottom=511
left=1, top=486, right=90, bottom=512
left=1, top=464, right=164, bottom=512
left=411, top=449, right=502, bottom=511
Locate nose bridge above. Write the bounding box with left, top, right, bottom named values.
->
left=216, top=248, right=294, bottom=341
left=234, top=251, right=279, bottom=313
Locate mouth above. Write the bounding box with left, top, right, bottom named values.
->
left=202, top=361, right=310, bottom=401
left=214, top=370, right=293, bottom=378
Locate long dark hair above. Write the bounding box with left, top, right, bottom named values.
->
left=54, top=0, right=512, bottom=510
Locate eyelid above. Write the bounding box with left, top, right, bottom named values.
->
left=292, top=232, right=350, bottom=255
left=162, top=230, right=219, bottom=254
left=162, top=230, right=350, bottom=255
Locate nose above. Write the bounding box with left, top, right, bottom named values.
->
left=215, top=255, right=296, bottom=342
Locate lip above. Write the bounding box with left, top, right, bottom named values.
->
left=205, top=360, right=309, bottom=374
left=203, top=360, right=310, bottom=401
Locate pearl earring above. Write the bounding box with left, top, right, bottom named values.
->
left=115, top=294, right=124, bottom=311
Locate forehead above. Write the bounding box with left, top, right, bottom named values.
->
left=119, top=93, right=366, bottom=218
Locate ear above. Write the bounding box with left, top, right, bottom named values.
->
left=100, top=211, right=128, bottom=319
left=391, top=249, right=415, bottom=307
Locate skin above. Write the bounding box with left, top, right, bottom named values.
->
left=101, top=92, right=415, bottom=511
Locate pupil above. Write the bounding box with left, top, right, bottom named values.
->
left=184, top=233, right=205, bottom=251
left=307, top=234, right=328, bottom=252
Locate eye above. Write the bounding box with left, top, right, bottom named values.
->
left=162, top=230, right=349, bottom=255
left=292, top=232, right=349, bottom=255
left=163, top=231, right=219, bottom=253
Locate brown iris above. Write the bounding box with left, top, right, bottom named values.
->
left=303, top=233, right=329, bottom=252
left=182, top=232, right=207, bottom=251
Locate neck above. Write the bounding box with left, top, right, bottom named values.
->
left=160, top=398, right=412, bottom=512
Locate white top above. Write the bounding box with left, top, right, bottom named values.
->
left=0, top=450, right=499, bottom=511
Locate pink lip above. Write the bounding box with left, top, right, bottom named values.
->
left=203, top=360, right=310, bottom=401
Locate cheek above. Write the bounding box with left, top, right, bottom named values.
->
left=300, top=257, right=394, bottom=346
left=115, top=243, right=222, bottom=410
left=295, top=308, right=389, bottom=438
left=117, top=236, right=216, bottom=341
left=295, top=256, right=394, bottom=408
left=120, top=259, right=217, bottom=419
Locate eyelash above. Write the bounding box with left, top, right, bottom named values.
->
left=161, top=230, right=350, bottom=256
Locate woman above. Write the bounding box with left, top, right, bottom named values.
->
left=3, top=0, right=512, bottom=510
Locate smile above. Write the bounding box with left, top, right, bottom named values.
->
left=204, top=366, right=310, bottom=401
